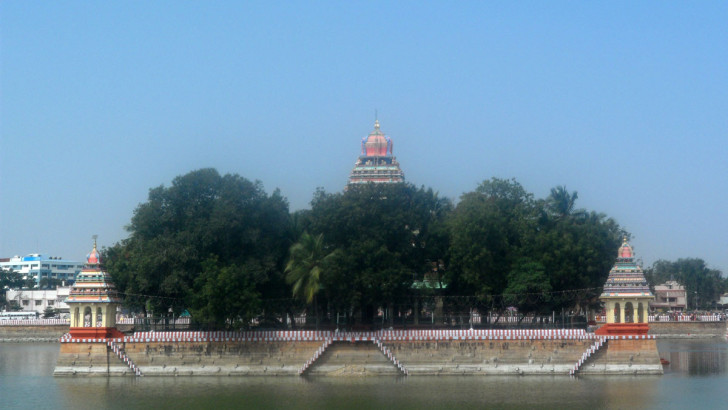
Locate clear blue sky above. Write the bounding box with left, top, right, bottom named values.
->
left=1, top=2, right=726, bottom=274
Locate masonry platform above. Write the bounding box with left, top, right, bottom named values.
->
left=53, top=328, right=662, bottom=377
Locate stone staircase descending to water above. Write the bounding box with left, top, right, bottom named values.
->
left=570, top=336, right=606, bottom=375
left=299, top=338, right=332, bottom=375
left=375, top=339, right=408, bottom=375
left=108, top=339, right=143, bottom=377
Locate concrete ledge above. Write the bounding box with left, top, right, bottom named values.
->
left=53, top=366, right=134, bottom=376
left=579, top=364, right=663, bottom=375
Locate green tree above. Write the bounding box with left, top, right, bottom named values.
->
left=527, top=210, right=623, bottom=311
left=1, top=269, right=24, bottom=289
left=448, top=178, right=536, bottom=299
left=285, top=233, right=332, bottom=305
left=503, top=258, right=552, bottom=314
left=307, top=183, right=452, bottom=325
left=193, top=257, right=263, bottom=328
left=106, top=168, right=291, bottom=327
left=285, top=232, right=339, bottom=327
left=1, top=269, right=25, bottom=309
left=43, top=306, right=56, bottom=318
left=546, top=185, right=582, bottom=219
left=448, top=180, right=623, bottom=315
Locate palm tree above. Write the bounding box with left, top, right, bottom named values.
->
left=546, top=186, right=582, bottom=219
left=285, top=232, right=334, bottom=327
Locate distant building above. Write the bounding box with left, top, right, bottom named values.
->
left=651, top=281, right=687, bottom=312
left=348, top=120, right=405, bottom=185
left=0, top=254, right=83, bottom=286
left=4, top=287, right=71, bottom=316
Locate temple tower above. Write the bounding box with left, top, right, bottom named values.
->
left=65, top=240, right=124, bottom=339
left=348, top=120, right=405, bottom=185
left=595, top=238, right=654, bottom=336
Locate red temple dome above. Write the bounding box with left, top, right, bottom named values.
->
left=362, top=120, right=392, bottom=157
left=618, top=237, right=634, bottom=259
left=348, top=120, right=405, bottom=185
left=86, top=242, right=101, bottom=265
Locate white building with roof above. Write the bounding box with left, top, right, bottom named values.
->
left=4, top=287, right=71, bottom=316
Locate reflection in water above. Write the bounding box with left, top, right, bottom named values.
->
left=57, top=375, right=662, bottom=410
left=0, top=342, right=59, bottom=376
left=597, top=375, right=661, bottom=409
left=654, top=339, right=728, bottom=410
left=659, top=339, right=728, bottom=375
left=0, top=340, right=727, bottom=409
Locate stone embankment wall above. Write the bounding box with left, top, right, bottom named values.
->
left=0, top=325, right=69, bottom=342
left=54, top=342, right=132, bottom=376
left=579, top=339, right=662, bottom=375
left=125, top=340, right=321, bottom=376
left=54, top=339, right=323, bottom=376
left=389, top=339, right=595, bottom=375
left=648, top=321, right=725, bottom=337
left=54, top=329, right=662, bottom=376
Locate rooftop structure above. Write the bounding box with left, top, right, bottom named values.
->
left=596, top=238, right=654, bottom=335
left=348, top=120, right=405, bottom=185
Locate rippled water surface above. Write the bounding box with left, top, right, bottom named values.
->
left=1, top=339, right=726, bottom=409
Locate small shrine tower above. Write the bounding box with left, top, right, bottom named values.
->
left=65, top=239, right=124, bottom=339
left=595, top=238, right=654, bottom=336
left=348, top=120, right=405, bottom=185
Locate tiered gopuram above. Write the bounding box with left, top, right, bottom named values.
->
left=348, top=120, right=405, bottom=185
left=595, top=238, right=654, bottom=335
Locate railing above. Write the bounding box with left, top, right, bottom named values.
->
left=122, top=328, right=592, bottom=343
left=116, top=317, right=191, bottom=325
left=595, top=314, right=724, bottom=323
left=0, top=318, right=69, bottom=326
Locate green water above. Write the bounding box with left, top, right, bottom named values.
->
left=0, top=339, right=725, bottom=409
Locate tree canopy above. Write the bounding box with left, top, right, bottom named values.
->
left=305, top=183, right=452, bottom=323
left=106, top=168, right=290, bottom=327
left=103, top=168, right=724, bottom=329
left=447, top=178, right=624, bottom=313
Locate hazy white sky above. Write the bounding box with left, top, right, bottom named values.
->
left=1, top=2, right=726, bottom=273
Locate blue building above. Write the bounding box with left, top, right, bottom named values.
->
left=0, top=254, right=84, bottom=287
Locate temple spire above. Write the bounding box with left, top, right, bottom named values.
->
left=347, top=120, right=405, bottom=185
left=87, top=236, right=101, bottom=265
